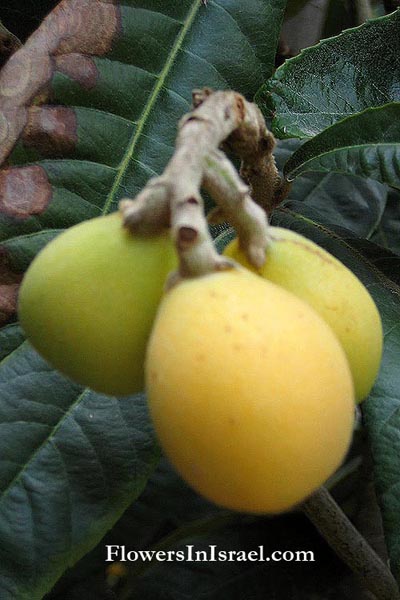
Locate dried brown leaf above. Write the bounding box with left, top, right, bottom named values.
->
left=22, top=105, right=78, bottom=156
left=54, top=54, right=98, bottom=90
left=0, top=165, right=53, bottom=218
left=0, top=283, right=19, bottom=324
left=0, top=0, right=121, bottom=166
left=0, top=247, right=23, bottom=324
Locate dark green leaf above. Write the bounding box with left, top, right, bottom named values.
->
left=257, top=10, right=400, bottom=138
left=371, top=189, right=400, bottom=255
left=0, top=344, right=158, bottom=599
left=0, top=1, right=288, bottom=598
left=284, top=103, right=400, bottom=188
left=275, top=140, right=387, bottom=237
left=343, top=237, right=400, bottom=285
left=0, top=323, right=25, bottom=361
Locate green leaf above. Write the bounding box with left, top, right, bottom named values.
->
left=270, top=207, right=400, bottom=583
left=0, top=1, right=288, bottom=598
left=371, top=189, right=400, bottom=255
left=284, top=103, right=400, bottom=188
left=342, top=236, right=400, bottom=285
left=0, top=344, right=158, bottom=599
left=275, top=140, right=387, bottom=237
left=257, top=10, right=400, bottom=138
left=0, top=323, right=25, bottom=361
left=212, top=139, right=388, bottom=243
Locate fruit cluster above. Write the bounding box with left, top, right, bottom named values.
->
left=18, top=211, right=382, bottom=513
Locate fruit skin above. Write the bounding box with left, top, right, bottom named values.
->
left=224, top=228, right=383, bottom=402
left=18, top=212, right=176, bottom=396
left=146, top=269, right=355, bottom=514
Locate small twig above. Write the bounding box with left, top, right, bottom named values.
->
left=203, top=150, right=271, bottom=268
left=302, top=487, right=400, bottom=600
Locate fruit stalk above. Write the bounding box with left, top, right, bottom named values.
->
left=302, top=486, right=400, bottom=600
left=204, top=149, right=271, bottom=268
left=119, top=89, right=282, bottom=281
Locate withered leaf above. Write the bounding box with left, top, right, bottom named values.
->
left=0, top=165, right=52, bottom=218
left=0, top=0, right=121, bottom=165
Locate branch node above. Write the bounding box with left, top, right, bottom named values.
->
left=177, top=226, right=198, bottom=248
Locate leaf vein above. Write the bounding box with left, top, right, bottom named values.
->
left=101, top=1, right=202, bottom=215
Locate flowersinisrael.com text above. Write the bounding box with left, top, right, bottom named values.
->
left=106, top=545, right=315, bottom=563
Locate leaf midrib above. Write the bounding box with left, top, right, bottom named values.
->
left=101, top=1, right=201, bottom=215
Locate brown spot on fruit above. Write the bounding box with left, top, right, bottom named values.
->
left=0, top=166, right=52, bottom=218
left=22, top=105, right=78, bottom=156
